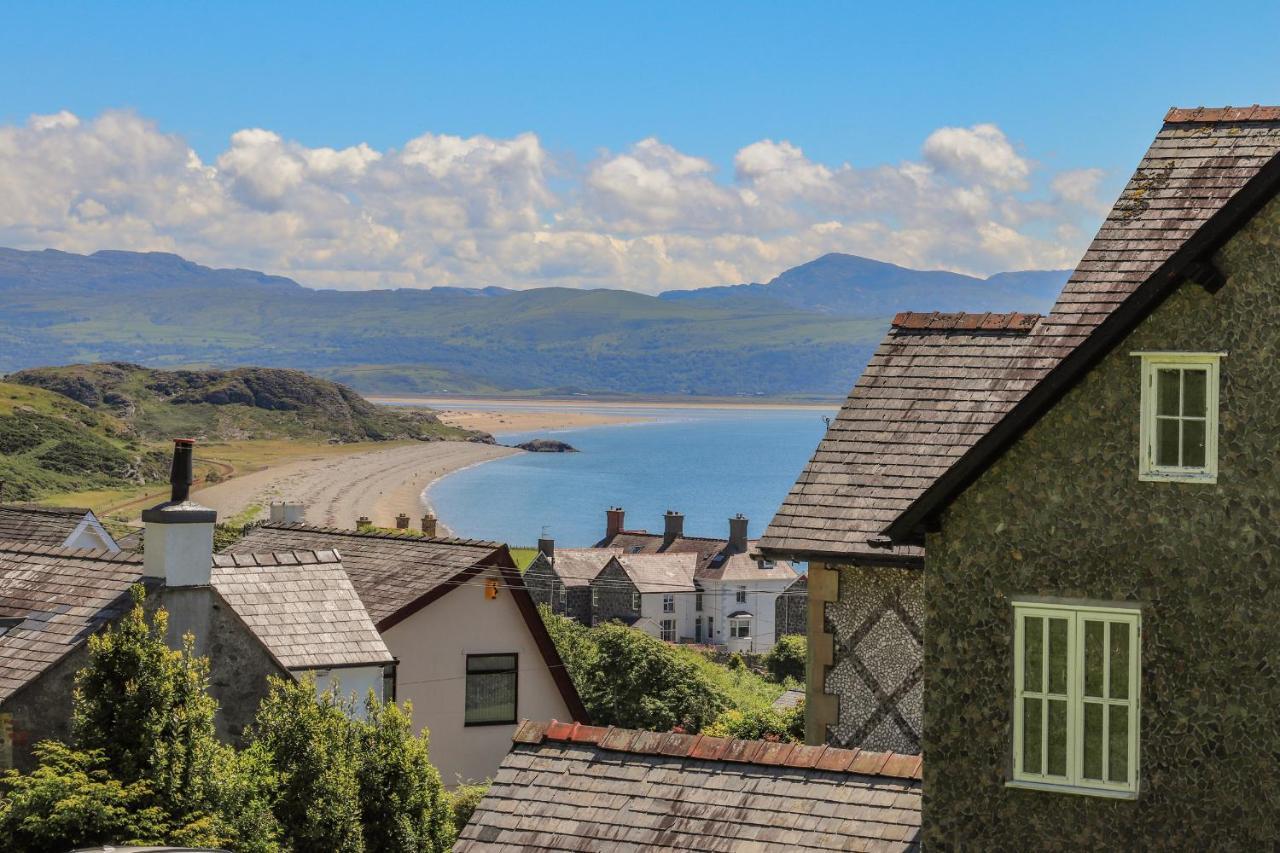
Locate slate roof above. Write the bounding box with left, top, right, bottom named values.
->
left=210, top=550, right=393, bottom=670
left=615, top=553, right=698, bottom=593
left=456, top=719, right=921, bottom=851
left=0, top=505, right=93, bottom=547
left=0, top=542, right=143, bottom=702
left=228, top=523, right=503, bottom=626
left=764, top=106, right=1280, bottom=557
left=547, top=548, right=621, bottom=587
left=597, top=531, right=796, bottom=582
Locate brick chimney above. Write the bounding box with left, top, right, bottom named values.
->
left=421, top=513, right=438, bottom=537
left=606, top=507, right=625, bottom=538
left=142, top=439, right=216, bottom=586
left=395, top=513, right=410, bottom=530
left=663, top=510, right=684, bottom=546
left=356, top=516, right=372, bottom=529
left=538, top=535, right=555, bottom=561
left=729, top=514, right=749, bottom=551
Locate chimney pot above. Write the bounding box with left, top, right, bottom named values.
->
left=729, top=514, right=749, bottom=551
left=606, top=506, right=625, bottom=538
left=663, top=510, right=684, bottom=546
left=141, top=439, right=215, bottom=586
left=395, top=513, right=410, bottom=529
left=538, top=536, right=555, bottom=561
left=421, top=513, right=438, bottom=537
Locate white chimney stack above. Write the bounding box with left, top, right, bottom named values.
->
left=142, top=439, right=216, bottom=587
left=269, top=503, right=306, bottom=524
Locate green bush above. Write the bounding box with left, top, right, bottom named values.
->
left=703, top=701, right=805, bottom=743
left=764, top=634, right=807, bottom=683
left=449, top=782, right=489, bottom=835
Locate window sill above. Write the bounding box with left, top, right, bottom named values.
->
left=1005, top=779, right=1137, bottom=800
left=464, top=719, right=518, bottom=728
left=1138, top=471, right=1217, bottom=485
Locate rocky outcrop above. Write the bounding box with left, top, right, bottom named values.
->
left=516, top=438, right=579, bottom=453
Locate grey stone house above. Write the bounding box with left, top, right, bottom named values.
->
left=523, top=542, right=618, bottom=624
left=0, top=503, right=120, bottom=551
left=774, top=574, right=806, bottom=642
left=0, top=440, right=392, bottom=769
left=766, top=105, right=1280, bottom=845
left=589, top=552, right=697, bottom=641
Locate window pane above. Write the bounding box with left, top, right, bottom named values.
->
left=1108, top=705, right=1129, bottom=783
left=1183, top=419, right=1206, bottom=468
left=1046, top=699, right=1068, bottom=777
left=1182, top=369, right=1207, bottom=417
left=1084, top=620, right=1105, bottom=698
left=1156, top=417, right=1181, bottom=467
left=1047, top=618, right=1069, bottom=695
left=1156, top=369, right=1181, bottom=416
left=1023, top=616, right=1043, bottom=692
left=1082, top=702, right=1104, bottom=780
left=1022, top=697, right=1042, bottom=775
left=465, top=656, right=517, bottom=725
left=1109, top=622, right=1130, bottom=700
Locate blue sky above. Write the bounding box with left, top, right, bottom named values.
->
left=1, top=1, right=1277, bottom=291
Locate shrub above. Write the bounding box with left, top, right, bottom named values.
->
left=703, top=701, right=805, bottom=743
left=764, top=634, right=806, bottom=683
left=448, top=782, right=489, bottom=835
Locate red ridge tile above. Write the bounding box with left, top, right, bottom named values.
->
left=512, top=720, right=548, bottom=744
left=814, top=746, right=859, bottom=772
left=722, top=738, right=765, bottom=764
left=754, top=741, right=795, bottom=766
left=544, top=720, right=575, bottom=742
left=783, top=744, right=825, bottom=769
left=599, top=727, right=638, bottom=752
left=689, top=735, right=731, bottom=761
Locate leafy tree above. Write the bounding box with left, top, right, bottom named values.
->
left=245, top=676, right=365, bottom=853
left=763, top=634, right=807, bottom=683
left=354, top=698, right=454, bottom=852
left=703, top=701, right=805, bottom=743
left=0, top=742, right=167, bottom=852
left=581, top=624, right=728, bottom=732
left=537, top=604, right=597, bottom=686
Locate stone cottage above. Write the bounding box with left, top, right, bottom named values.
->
left=767, top=105, right=1280, bottom=845
left=523, top=540, right=619, bottom=624
left=589, top=552, right=698, bottom=642
left=0, top=439, right=393, bottom=769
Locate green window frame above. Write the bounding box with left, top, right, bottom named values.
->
left=1011, top=602, right=1141, bottom=798
left=1135, top=352, right=1221, bottom=483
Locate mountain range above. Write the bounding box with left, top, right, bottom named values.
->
left=0, top=247, right=1070, bottom=398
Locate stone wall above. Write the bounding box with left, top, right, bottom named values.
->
left=525, top=555, right=596, bottom=625
left=774, top=575, right=807, bottom=642
left=823, top=565, right=923, bottom=754
left=155, top=586, right=288, bottom=743
left=921, top=196, right=1280, bottom=846
left=0, top=644, right=86, bottom=770
left=590, top=561, right=641, bottom=626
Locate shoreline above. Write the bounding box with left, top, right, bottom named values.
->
left=371, top=394, right=839, bottom=412
left=189, top=441, right=519, bottom=534
left=433, top=407, right=649, bottom=436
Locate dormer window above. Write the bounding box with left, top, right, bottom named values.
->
left=1135, top=352, right=1222, bottom=483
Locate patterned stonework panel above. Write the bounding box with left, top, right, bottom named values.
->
left=823, top=565, right=924, bottom=754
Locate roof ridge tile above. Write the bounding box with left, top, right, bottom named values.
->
left=519, top=720, right=922, bottom=781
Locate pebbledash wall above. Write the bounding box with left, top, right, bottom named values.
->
left=921, top=197, right=1280, bottom=846
left=807, top=562, right=923, bottom=754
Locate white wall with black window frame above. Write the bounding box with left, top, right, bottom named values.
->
left=1134, top=352, right=1222, bottom=483
left=1010, top=601, right=1141, bottom=798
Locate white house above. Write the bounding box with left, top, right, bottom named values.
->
left=591, top=508, right=800, bottom=652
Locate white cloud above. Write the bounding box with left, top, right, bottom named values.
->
left=0, top=109, right=1103, bottom=292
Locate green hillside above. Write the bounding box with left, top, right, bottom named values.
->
left=0, top=364, right=484, bottom=502
left=0, top=382, right=169, bottom=502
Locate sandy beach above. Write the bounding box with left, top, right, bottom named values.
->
left=431, top=408, right=645, bottom=435
left=190, top=441, right=518, bottom=532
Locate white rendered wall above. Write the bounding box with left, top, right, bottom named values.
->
left=143, top=522, right=214, bottom=586
left=307, top=666, right=384, bottom=718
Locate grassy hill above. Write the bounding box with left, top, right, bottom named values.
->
left=0, top=364, right=483, bottom=503
left=0, top=247, right=1067, bottom=398
left=0, top=381, right=169, bottom=502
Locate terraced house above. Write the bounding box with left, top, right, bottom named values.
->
left=764, top=105, right=1280, bottom=846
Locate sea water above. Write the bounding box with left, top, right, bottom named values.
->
left=423, top=404, right=835, bottom=548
